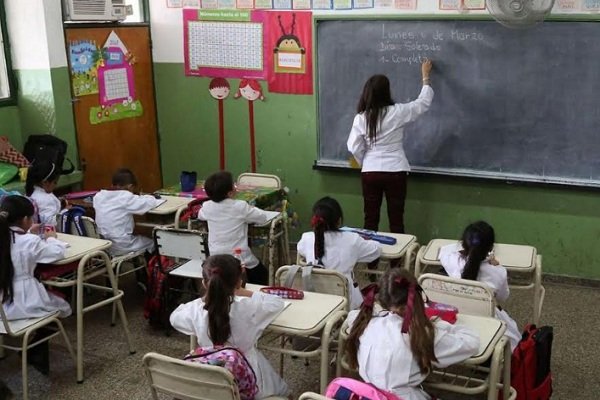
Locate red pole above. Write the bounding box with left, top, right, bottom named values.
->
left=248, top=101, right=256, bottom=173
left=218, top=99, right=225, bottom=170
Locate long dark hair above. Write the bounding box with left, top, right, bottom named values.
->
left=311, top=196, right=343, bottom=264
left=345, top=269, right=437, bottom=374
left=460, top=221, right=495, bottom=281
left=25, top=161, right=59, bottom=196
left=357, top=74, right=395, bottom=143
left=202, top=254, right=243, bottom=345
left=0, top=195, right=35, bottom=303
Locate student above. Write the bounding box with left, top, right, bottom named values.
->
left=93, top=168, right=164, bottom=256
left=26, top=161, right=65, bottom=228
left=199, top=171, right=274, bottom=285
left=439, top=221, right=521, bottom=350
left=297, top=196, right=381, bottom=309
left=347, top=59, right=433, bottom=234
left=345, top=268, right=479, bottom=400
left=170, top=254, right=289, bottom=399
left=0, top=195, right=71, bottom=320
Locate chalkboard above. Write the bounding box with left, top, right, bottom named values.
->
left=316, top=18, right=600, bottom=187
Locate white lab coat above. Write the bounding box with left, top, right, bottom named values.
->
left=347, top=308, right=479, bottom=400
left=198, top=199, right=274, bottom=269
left=93, top=190, right=164, bottom=256
left=347, top=85, right=434, bottom=172
left=439, top=243, right=521, bottom=350
left=297, top=231, right=381, bottom=309
left=170, top=291, right=289, bottom=399
left=30, top=186, right=61, bottom=227
left=2, top=227, right=71, bottom=320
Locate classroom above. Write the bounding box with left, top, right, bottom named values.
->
left=1, top=0, right=599, bottom=399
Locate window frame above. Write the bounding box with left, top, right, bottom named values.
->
left=0, top=0, right=17, bottom=106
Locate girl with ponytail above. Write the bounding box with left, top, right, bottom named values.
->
left=297, top=197, right=381, bottom=309
left=439, top=221, right=521, bottom=350
left=26, top=160, right=65, bottom=228
left=344, top=269, right=479, bottom=400
left=170, top=254, right=289, bottom=399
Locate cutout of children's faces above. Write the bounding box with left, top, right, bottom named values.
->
left=208, top=77, right=231, bottom=100
left=239, top=84, right=261, bottom=101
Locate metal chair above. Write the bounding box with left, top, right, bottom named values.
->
left=0, top=306, right=75, bottom=400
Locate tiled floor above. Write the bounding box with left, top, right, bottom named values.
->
left=1, top=271, right=599, bottom=399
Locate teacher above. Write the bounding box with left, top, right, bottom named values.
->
left=347, top=59, right=433, bottom=234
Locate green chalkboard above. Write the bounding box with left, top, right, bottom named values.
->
left=316, top=18, right=600, bottom=187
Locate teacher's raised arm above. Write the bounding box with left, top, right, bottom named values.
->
left=346, top=59, right=434, bottom=235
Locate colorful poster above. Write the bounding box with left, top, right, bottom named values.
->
left=167, top=0, right=184, bottom=7
left=353, top=0, right=374, bottom=8
left=183, top=0, right=201, bottom=6
left=255, top=0, right=273, bottom=8
left=439, top=0, right=459, bottom=9
left=293, top=0, right=311, bottom=8
left=461, top=0, right=484, bottom=9
left=237, top=0, right=255, bottom=8
left=334, top=0, right=352, bottom=8
left=218, top=0, right=236, bottom=7
left=273, top=0, right=293, bottom=8
left=90, top=101, right=143, bottom=125
left=374, top=0, right=394, bottom=8
left=312, top=0, right=333, bottom=8
left=556, top=0, right=579, bottom=10
left=69, top=40, right=101, bottom=97
left=395, top=0, right=416, bottom=8
left=201, top=0, right=218, bottom=7
left=184, top=9, right=267, bottom=79
left=267, top=11, right=313, bottom=94
left=582, top=0, right=600, bottom=10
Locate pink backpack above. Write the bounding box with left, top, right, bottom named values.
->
left=325, top=378, right=402, bottom=400
left=184, top=346, right=258, bottom=400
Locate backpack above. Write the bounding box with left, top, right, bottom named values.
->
left=58, top=206, right=88, bottom=236
left=325, top=378, right=402, bottom=400
left=23, top=134, right=75, bottom=175
left=511, top=324, right=553, bottom=400
left=143, top=255, right=176, bottom=328
left=184, top=346, right=258, bottom=400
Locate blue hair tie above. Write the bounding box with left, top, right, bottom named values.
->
left=470, top=236, right=480, bottom=246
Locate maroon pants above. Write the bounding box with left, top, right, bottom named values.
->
left=361, top=171, right=407, bottom=233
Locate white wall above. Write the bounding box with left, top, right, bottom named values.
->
left=5, top=0, right=51, bottom=69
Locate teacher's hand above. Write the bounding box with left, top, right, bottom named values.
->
left=421, top=59, right=433, bottom=78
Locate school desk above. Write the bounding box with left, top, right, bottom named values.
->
left=41, top=233, right=136, bottom=383
left=415, top=239, right=545, bottom=325
left=337, top=314, right=512, bottom=400
left=247, top=283, right=347, bottom=394
left=136, top=195, right=193, bottom=228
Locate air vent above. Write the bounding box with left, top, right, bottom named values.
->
left=64, top=0, right=127, bottom=21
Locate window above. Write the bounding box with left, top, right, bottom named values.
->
left=123, top=0, right=146, bottom=23
left=0, top=1, right=15, bottom=103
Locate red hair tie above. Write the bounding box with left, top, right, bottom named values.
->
left=209, top=268, right=221, bottom=277
left=311, top=215, right=325, bottom=228
left=361, top=284, right=379, bottom=308
left=394, top=277, right=421, bottom=334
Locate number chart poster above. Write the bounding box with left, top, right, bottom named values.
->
left=184, top=9, right=268, bottom=79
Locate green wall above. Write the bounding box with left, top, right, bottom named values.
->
left=154, top=62, right=600, bottom=280
left=0, top=105, right=22, bottom=147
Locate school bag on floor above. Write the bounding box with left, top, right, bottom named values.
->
left=184, top=346, right=258, bottom=400
left=143, top=255, right=176, bottom=328
left=325, top=377, right=402, bottom=400
left=511, top=324, right=553, bottom=400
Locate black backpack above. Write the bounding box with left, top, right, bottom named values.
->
left=23, top=134, right=75, bottom=175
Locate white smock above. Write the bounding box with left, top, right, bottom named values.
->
left=439, top=242, right=521, bottom=350
left=347, top=308, right=479, bottom=400
left=297, top=230, right=381, bottom=309
left=170, top=291, right=289, bottom=399
left=93, top=190, right=164, bottom=256
left=30, top=186, right=61, bottom=227
left=2, top=227, right=71, bottom=320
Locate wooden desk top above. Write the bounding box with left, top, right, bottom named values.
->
left=55, top=233, right=111, bottom=265
left=247, top=284, right=346, bottom=334
left=421, top=239, right=536, bottom=270
left=454, top=313, right=505, bottom=361
left=147, top=195, right=194, bottom=215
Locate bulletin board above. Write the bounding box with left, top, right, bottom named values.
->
left=184, top=9, right=267, bottom=79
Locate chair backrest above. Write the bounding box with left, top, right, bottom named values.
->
left=418, top=273, right=496, bottom=317
left=143, top=352, right=241, bottom=400
left=0, top=304, right=12, bottom=335
left=275, top=265, right=349, bottom=308
left=153, top=227, right=209, bottom=261
left=237, top=173, right=281, bottom=189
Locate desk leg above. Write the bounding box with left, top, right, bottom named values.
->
left=487, top=336, right=507, bottom=400
left=320, top=310, right=347, bottom=394
left=414, top=246, right=426, bottom=277
left=404, top=243, right=419, bottom=272
left=76, top=258, right=85, bottom=383
left=502, top=339, right=512, bottom=400
left=534, top=255, right=544, bottom=325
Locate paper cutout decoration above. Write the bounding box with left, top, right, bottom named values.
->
left=69, top=40, right=101, bottom=97
left=234, top=79, right=265, bottom=172
left=209, top=78, right=231, bottom=170
left=274, top=14, right=305, bottom=73
left=89, top=100, right=144, bottom=125
left=267, top=11, right=313, bottom=94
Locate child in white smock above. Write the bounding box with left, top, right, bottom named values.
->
left=170, top=254, right=289, bottom=399
left=0, top=195, right=71, bottom=320
left=93, top=168, right=164, bottom=256
left=297, top=196, right=381, bottom=309
left=439, top=220, right=521, bottom=350
left=198, top=171, right=276, bottom=285
left=26, top=161, right=65, bottom=228
left=345, top=268, right=480, bottom=400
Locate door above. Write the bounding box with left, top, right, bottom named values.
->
left=65, top=25, right=162, bottom=191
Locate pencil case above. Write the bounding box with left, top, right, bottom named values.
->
left=260, top=286, right=304, bottom=299
left=425, top=301, right=458, bottom=324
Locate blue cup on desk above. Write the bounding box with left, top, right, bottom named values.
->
left=180, top=171, right=197, bottom=192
